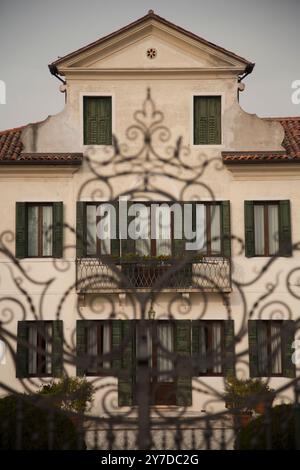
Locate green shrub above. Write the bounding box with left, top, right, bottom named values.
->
left=235, top=404, right=297, bottom=450
left=38, top=376, right=94, bottom=414
left=224, top=375, right=274, bottom=412
left=0, top=394, right=86, bottom=450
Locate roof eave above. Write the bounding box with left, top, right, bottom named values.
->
left=49, top=11, right=253, bottom=72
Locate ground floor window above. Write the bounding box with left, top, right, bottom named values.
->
left=248, top=320, right=295, bottom=378
left=16, top=321, right=63, bottom=378
left=191, top=320, right=224, bottom=375
left=76, top=320, right=112, bottom=376
left=77, top=319, right=234, bottom=406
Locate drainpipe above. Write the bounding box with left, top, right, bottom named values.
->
left=48, top=63, right=67, bottom=103
left=237, top=62, right=255, bottom=102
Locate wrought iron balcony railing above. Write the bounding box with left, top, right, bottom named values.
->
left=76, top=257, right=231, bottom=293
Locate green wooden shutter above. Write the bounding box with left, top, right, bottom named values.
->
left=248, top=320, right=259, bottom=377
left=111, top=201, right=120, bottom=257
left=282, top=320, right=295, bottom=378
left=52, top=320, right=63, bottom=377
left=224, top=320, right=235, bottom=376
left=15, top=202, right=27, bottom=259
left=244, top=201, right=255, bottom=257
left=76, top=202, right=86, bottom=258
left=173, top=202, right=185, bottom=256
left=112, top=320, right=122, bottom=370
left=121, top=202, right=135, bottom=256
left=221, top=201, right=231, bottom=257
left=279, top=200, right=292, bottom=256
left=191, top=320, right=200, bottom=376
left=208, top=97, right=221, bottom=144
left=112, top=321, right=134, bottom=406
left=119, top=321, right=134, bottom=406
left=16, top=321, right=28, bottom=378
left=194, top=97, right=221, bottom=145
left=84, top=97, right=112, bottom=145
left=76, top=320, right=87, bottom=377
left=175, top=320, right=192, bottom=406
left=53, top=202, right=63, bottom=258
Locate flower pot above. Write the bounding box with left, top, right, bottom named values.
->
left=239, top=413, right=253, bottom=428
left=255, top=402, right=266, bottom=414
left=69, top=414, right=83, bottom=429
left=231, top=411, right=253, bottom=428
left=254, top=396, right=274, bottom=414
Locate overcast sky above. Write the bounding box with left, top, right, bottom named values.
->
left=0, top=0, right=299, bottom=131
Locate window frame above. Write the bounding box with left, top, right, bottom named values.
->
left=201, top=203, right=223, bottom=256
left=26, top=202, right=54, bottom=258
left=253, top=201, right=280, bottom=257
left=192, top=94, right=223, bottom=147
left=257, top=320, right=284, bottom=377
left=85, top=202, right=112, bottom=257
left=83, top=320, right=112, bottom=377
left=27, top=321, right=53, bottom=378
left=81, top=93, right=115, bottom=148
left=192, top=320, right=225, bottom=377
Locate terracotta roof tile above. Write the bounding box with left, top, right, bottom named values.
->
left=0, top=126, right=25, bottom=161
left=0, top=126, right=83, bottom=165
left=1, top=116, right=299, bottom=166
left=271, top=117, right=300, bottom=158
left=223, top=117, right=300, bottom=164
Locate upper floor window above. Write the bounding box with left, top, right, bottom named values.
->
left=15, top=202, right=63, bottom=258
left=83, top=96, right=112, bottom=145
left=193, top=96, right=221, bottom=145
left=76, top=201, right=231, bottom=258
left=254, top=202, right=279, bottom=256
left=244, top=200, right=292, bottom=257
left=27, top=204, right=53, bottom=257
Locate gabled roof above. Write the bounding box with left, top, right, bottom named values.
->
left=0, top=126, right=83, bottom=165
left=222, top=117, right=300, bottom=164
left=49, top=10, right=254, bottom=73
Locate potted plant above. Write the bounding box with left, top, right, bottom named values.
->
left=223, top=376, right=275, bottom=426
left=38, top=376, right=95, bottom=427
left=247, top=380, right=275, bottom=414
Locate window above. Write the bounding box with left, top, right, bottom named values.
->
left=86, top=203, right=112, bottom=256
left=192, top=321, right=225, bottom=375
left=76, top=321, right=112, bottom=376
left=245, top=201, right=292, bottom=257
left=16, top=321, right=63, bottom=378
left=254, top=203, right=279, bottom=256
left=193, top=203, right=222, bottom=255
left=27, top=205, right=53, bottom=257
left=193, top=96, right=221, bottom=145
left=28, top=322, right=52, bottom=376
left=249, top=320, right=295, bottom=378
left=77, top=201, right=231, bottom=258
left=15, top=202, right=63, bottom=258
left=83, top=96, right=112, bottom=145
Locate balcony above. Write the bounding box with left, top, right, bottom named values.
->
left=76, top=257, right=231, bottom=293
